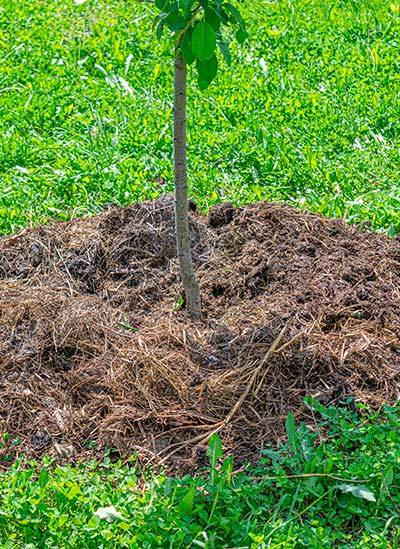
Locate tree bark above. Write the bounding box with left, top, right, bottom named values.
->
left=174, top=51, right=202, bottom=319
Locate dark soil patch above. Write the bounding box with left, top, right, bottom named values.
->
left=0, top=198, right=399, bottom=467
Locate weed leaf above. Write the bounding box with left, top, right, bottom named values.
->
left=178, top=485, right=196, bottom=513
left=285, top=413, right=299, bottom=457
left=207, top=433, right=223, bottom=469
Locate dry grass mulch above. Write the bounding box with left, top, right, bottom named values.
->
left=0, top=197, right=399, bottom=467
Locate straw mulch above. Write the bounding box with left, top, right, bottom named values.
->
left=0, top=197, right=399, bottom=466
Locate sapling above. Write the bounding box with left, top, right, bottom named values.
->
left=153, top=0, right=247, bottom=319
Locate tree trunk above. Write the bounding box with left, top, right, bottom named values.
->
left=174, top=51, right=202, bottom=319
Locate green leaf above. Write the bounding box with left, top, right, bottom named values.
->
left=117, top=321, right=139, bottom=333
left=154, top=13, right=168, bottom=40
left=38, top=468, right=49, bottom=488
left=191, top=21, right=216, bottom=62
left=58, top=514, right=69, bottom=528
left=66, top=483, right=82, bottom=500
left=217, top=39, right=231, bottom=65
left=285, top=413, right=299, bottom=457
left=166, top=10, right=185, bottom=32
left=205, top=8, right=221, bottom=31
left=155, top=0, right=169, bottom=9
left=181, top=29, right=195, bottom=65
left=221, top=455, right=234, bottom=485
left=214, top=3, right=229, bottom=24
left=173, top=294, right=185, bottom=311
left=383, top=465, right=394, bottom=487
left=336, top=483, right=376, bottom=502
left=196, top=55, right=218, bottom=84
left=207, top=433, right=223, bottom=469
left=198, top=78, right=210, bottom=90
left=225, top=3, right=244, bottom=25
left=178, top=484, right=196, bottom=513
left=236, top=28, right=248, bottom=44
left=87, top=516, right=99, bottom=529
left=179, top=0, right=195, bottom=13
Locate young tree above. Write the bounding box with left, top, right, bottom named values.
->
left=154, top=0, right=247, bottom=319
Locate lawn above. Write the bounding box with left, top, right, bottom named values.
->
left=1, top=0, right=399, bottom=235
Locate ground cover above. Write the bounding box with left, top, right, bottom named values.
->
left=0, top=402, right=399, bottom=547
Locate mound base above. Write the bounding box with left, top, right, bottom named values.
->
left=0, top=198, right=399, bottom=466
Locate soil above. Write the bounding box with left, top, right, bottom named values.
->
left=0, top=197, right=399, bottom=468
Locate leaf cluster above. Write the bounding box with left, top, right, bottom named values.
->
left=154, top=0, right=248, bottom=88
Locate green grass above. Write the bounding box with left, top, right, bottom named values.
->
left=1, top=0, right=400, bottom=235
left=1, top=401, right=399, bottom=547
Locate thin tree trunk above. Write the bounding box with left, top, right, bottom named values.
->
left=174, top=51, right=202, bottom=319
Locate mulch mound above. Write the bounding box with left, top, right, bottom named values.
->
left=0, top=197, right=399, bottom=467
